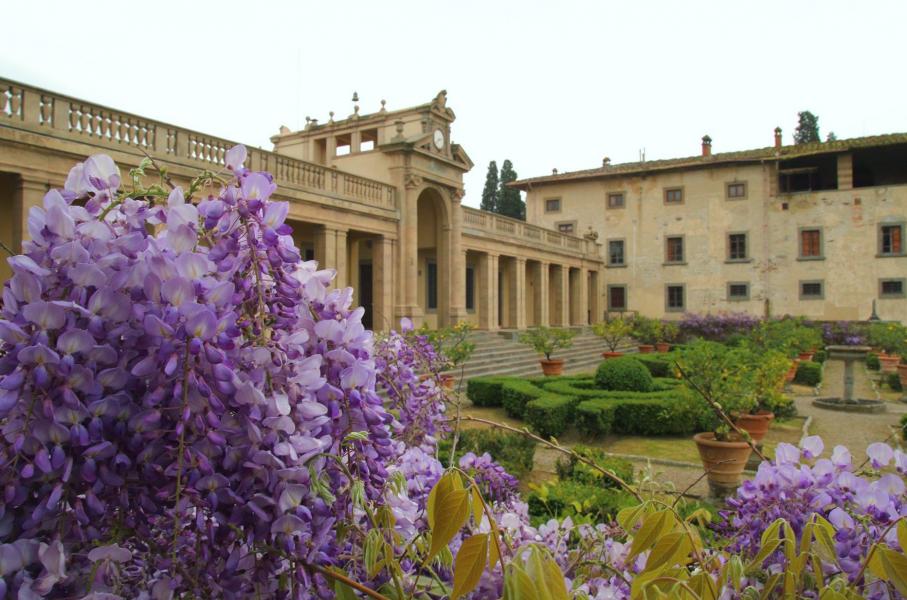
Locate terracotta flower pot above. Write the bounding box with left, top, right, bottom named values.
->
left=798, top=352, right=815, bottom=362
left=540, top=359, right=565, bottom=376
left=784, top=359, right=800, bottom=383
left=898, top=363, right=907, bottom=387
left=879, top=354, right=901, bottom=373
left=693, top=432, right=753, bottom=497
left=601, top=351, right=624, bottom=360
left=655, top=342, right=671, bottom=353
left=637, top=344, right=655, bottom=354
left=735, top=411, right=775, bottom=444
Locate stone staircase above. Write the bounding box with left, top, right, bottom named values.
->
left=448, top=328, right=637, bottom=383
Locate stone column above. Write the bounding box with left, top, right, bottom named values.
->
left=538, top=262, right=550, bottom=327
left=334, top=228, right=349, bottom=288
left=314, top=226, right=336, bottom=271
left=448, top=192, right=467, bottom=324
left=478, top=253, right=499, bottom=330
left=588, top=270, right=601, bottom=324
left=558, top=266, right=570, bottom=327
left=17, top=176, right=48, bottom=247
left=373, top=235, right=395, bottom=331
left=837, top=154, right=853, bottom=190
left=399, top=185, right=421, bottom=321
left=513, top=258, right=528, bottom=330
left=575, top=268, right=589, bottom=325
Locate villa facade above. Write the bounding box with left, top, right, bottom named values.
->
left=0, top=77, right=904, bottom=327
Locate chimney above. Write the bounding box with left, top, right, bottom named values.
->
left=774, top=127, right=782, bottom=149
left=701, top=135, right=712, bottom=157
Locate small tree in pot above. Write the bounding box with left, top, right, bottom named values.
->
left=592, top=317, right=633, bottom=358
left=869, top=322, right=906, bottom=373
left=518, top=326, right=577, bottom=376
left=736, top=348, right=791, bottom=443
left=656, top=320, right=680, bottom=352
left=675, top=340, right=759, bottom=498
left=630, top=316, right=661, bottom=353
left=420, top=321, right=475, bottom=389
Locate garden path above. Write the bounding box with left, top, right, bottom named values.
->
left=794, top=359, right=906, bottom=456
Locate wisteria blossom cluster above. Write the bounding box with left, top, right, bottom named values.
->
left=0, top=149, right=408, bottom=597
left=719, top=437, right=907, bottom=598
left=822, top=320, right=868, bottom=346
left=677, top=311, right=761, bottom=343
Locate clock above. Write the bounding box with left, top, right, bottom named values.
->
left=433, top=129, right=445, bottom=150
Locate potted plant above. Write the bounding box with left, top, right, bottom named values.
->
left=592, top=317, right=633, bottom=359
left=656, top=321, right=679, bottom=353
left=518, top=326, right=577, bottom=376
left=869, top=322, right=906, bottom=373
left=735, top=349, right=789, bottom=443
left=676, top=341, right=757, bottom=497
left=419, top=321, right=475, bottom=389
left=630, top=316, right=660, bottom=354
left=791, top=323, right=822, bottom=361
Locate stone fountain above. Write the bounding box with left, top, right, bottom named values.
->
left=812, top=345, right=886, bottom=413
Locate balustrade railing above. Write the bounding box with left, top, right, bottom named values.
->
left=461, top=206, right=598, bottom=257
left=0, top=78, right=396, bottom=211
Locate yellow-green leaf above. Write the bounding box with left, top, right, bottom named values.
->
left=880, top=547, right=907, bottom=597
left=759, top=573, right=782, bottom=600
left=427, top=471, right=463, bottom=530
left=471, top=485, right=485, bottom=526
left=746, top=539, right=781, bottom=574
left=689, top=572, right=718, bottom=600
left=451, top=534, right=489, bottom=600
left=540, top=550, right=570, bottom=600
left=617, top=502, right=650, bottom=533
left=503, top=563, right=540, bottom=600
left=898, top=520, right=907, bottom=557
left=427, top=488, right=470, bottom=560
left=865, top=545, right=887, bottom=581
left=818, top=587, right=847, bottom=600
left=760, top=518, right=785, bottom=548
left=488, top=517, right=502, bottom=569
left=628, top=510, right=673, bottom=561
left=644, top=531, right=692, bottom=573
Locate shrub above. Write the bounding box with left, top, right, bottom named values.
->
left=901, top=414, right=907, bottom=441
left=813, top=349, right=828, bottom=363
left=466, top=376, right=510, bottom=407
left=630, top=353, right=676, bottom=378
left=526, top=480, right=636, bottom=525
left=866, top=353, right=881, bottom=371
left=794, top=361, right=822, bottom=387
left=524, top=395, right=576, bottom=438
left=438, top=428, right=536, bottom=477
left=678, top=312, right=760, bottom=343
left=868, top=322, right=907, bottom=355
left=771, top=395, right=797, bottom=419
left=888, top=372, right=903, bottom=392
left=502, top=379, right=546, bottom=418
left=576, top=400, right=617, bottom=436
left=630, top=316, right=662, bottom=345
left=594, top=356, right=654, bottom=392
left=555, top=445, right=634, bottom=488
left=611, top=396, right=698, bottom=435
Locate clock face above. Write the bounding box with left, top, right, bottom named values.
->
left=433, top=129, right=445, bottom=150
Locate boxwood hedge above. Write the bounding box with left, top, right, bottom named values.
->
left=794, top=360, right=822, bottom=387
left=630, top=353, right=679, bottom=378
left=465, top=376, right=510, bottom=407
left=524, top=395, right=577, bottom=438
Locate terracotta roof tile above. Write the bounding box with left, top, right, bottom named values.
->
left=511, top=133, right=907, bottom=189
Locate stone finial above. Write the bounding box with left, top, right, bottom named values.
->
left=602, top=157, right=611, bottom=166
left=380, top=99, right=387, bottom=113
left=328, top=111, right=335, bottom=124
left=351, top=91, right=359, bottom=102
left=432, top=89, right=448, bottom=111
left=279, top=125, right=291, bottom=134
left=552, top=168, right=558, bottom=175
left=393, top=119, right=405, bottom=141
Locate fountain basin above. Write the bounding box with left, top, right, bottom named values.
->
left=812, top=397, right=886, bottom=413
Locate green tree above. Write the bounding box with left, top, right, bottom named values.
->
left=794, top=111, right=820, bottom=144
left=497, top=159, right=525, bottom=220
left=826, top=131, right=837, bottom=142
left=480, top=160, right=499, bottom=212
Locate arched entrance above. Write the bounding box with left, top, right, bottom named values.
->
left=416, top=187, right=450, bottom=328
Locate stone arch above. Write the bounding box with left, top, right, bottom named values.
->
left=416, top=186, right=451, bottom=327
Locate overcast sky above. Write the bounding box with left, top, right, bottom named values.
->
left=4, top=0, right=906, bottom=207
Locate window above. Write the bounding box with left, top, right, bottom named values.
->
left=666, top=285, right=685, bottom=311
left=465, top=266, right=475, bottom=310
left=728, top=233, right=748, bottom=261
left=608, top=285, right=627, bottom=311
left=607, top=192, right=625, bottom=209
left=664, top=187, right=684, bottom=204
left=799, top=228, right=823, bottom=259
left=607, top=239, right=625, bottom=266
left=727, top=182, right=747, bottom=199
left=556, top=222, right=575, bottom=234
left=880, top=278, right=905, bottom=298
left=665, top=236, right=684, bottom=263
left=727, top=282, right=750, bottom=301
left=799, top=280, right=824, bottom=300
left=879, top=223, right=904, bottom=256
left=426, top=261, right=438, bottom=310
left=545, top=198, right=561, bottom=213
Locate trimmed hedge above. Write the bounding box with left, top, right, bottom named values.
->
left=576, top=400, right=617, bottom=437
left=524, top=395, right=577, bottom=438
left=466, top=376, right=509, bottom=407
left=502, top=380, right=546, bottom=419
left=866, top=354, right=880, bottom=371
left=630, top=353, right=678, bottom=378
left=437, top=428, right=536, bottom=477
left=577, top=396, right=698, bottom=437
left=889, top=372, right=903, bottom=392
left=594, top=357, right=654, bottom=392
left=794, top=361, right=822, bottom=387
left=813, top=350, right=828, bottom=364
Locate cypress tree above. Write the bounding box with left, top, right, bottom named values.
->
left=480, top=161, right=499, bottom=212
left=497, top=160, right=525, bottom=220
left=794, top=111, right=820, bottom=145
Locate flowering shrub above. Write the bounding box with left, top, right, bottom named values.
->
left=677, top=311, right=760, bottom=343
left=823, top=320, right=868, bottom=346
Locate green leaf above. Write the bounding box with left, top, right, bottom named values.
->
left=644, top=531, right=691, bottom=573
left=617, top=502, right=650, bottom=533
left=759, top=573, right=782, bottom=600
left=628, top=510, right=673, bottom=561
left=898, top=520, right=907, bottom=557
left=332, top=572, right=358, bottom=600
left=451, top=534, right=489, bottom=600
left=880, top=548, right=907, bottom=597
left=503, top=563, right=540, bottom=600
left=427, top=488, right=469, bottom=561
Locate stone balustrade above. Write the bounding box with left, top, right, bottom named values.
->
left=0, top=78, right=397, bottom=211
left=462, top=206, right=597, bottom=258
